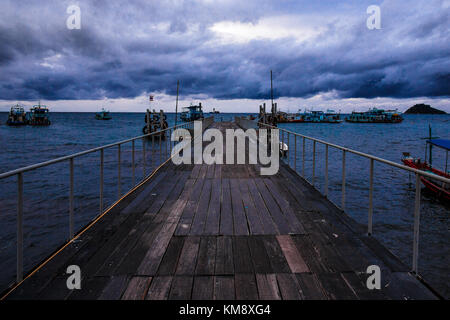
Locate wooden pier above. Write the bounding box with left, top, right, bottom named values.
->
left=5, top=122, right=439, bottom=300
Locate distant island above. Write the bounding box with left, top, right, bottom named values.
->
left=404, top=104, right=446, bottom=114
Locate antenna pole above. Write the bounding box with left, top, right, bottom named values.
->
left=175, top=80, right=179, bottom=127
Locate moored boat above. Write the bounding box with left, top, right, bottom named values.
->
left=6, top=104, right=27, bottom=126
left=282, top=109, right=343, bottom=123
left=346, top=108, right=403, bottom=123
left=402, top=135, right=449, bottom=202
left=95, top=108, right=112, bottom=120
left=28, top=102, right=51, bottom=126
left=180, top=103, right=204, bottom=122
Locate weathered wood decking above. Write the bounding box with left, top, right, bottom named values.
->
left=6, top=122, right=438, bottom=300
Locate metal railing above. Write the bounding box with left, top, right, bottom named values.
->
left=0, top=119, right=210, bottom=284
left=257, top=121, right=450, bottom=275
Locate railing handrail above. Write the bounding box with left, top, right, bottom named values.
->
left=0, top=122, right=193, bottom=180
left=259, top=122, right=450, bottom=184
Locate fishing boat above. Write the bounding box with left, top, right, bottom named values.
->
left=345, top=108, right=403, bottom=123
left=276, top=111, right=303, bottom=123
left=287, top=110, right=343, bottom=123
left=180, top=103, right=204, bottom=122
left=27, top=102, right=51, bottom=126
left=210, top=108, right=220, bottom=114
left=95, top=108, right=112, bottom=120
left=402, top=128, right=449, bottom=202
left=6, top=104, right=27, bottom=126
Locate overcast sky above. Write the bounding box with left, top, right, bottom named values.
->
left=0, top=0, right=449, bottom=112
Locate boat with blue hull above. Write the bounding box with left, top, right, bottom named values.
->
left=27, top=102, right=51, bottom=126
left=95, top=108, right=112, bottom=120
left=345, top=108, right=403, bottom=123
left=6, top=104, right=27, bottom=126
left=278, top=109, right=342, bottom=123
left=180, top=103, right=204, bottom=122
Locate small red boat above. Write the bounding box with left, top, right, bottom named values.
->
left=402, top=138, right=450, bottom=202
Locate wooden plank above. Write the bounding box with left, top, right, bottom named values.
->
left=176, top=177, right=206, bottom=236
left=233, top=236, right=254, bottom=274
left=98, top=276, right=129, bottom=300
left=121, top=276, right=152, bottom=300
left=276, top=273, right=302, bottom=300
left=276, top=235, right=309, bottom=273
left=137, top=198, right=189, bottom=275
left=176, top=236, right=201, bottom=275
left=190, top=179, right=212, bottom=235
left=340, top=272, right=386, bottom=300
left=235, top=274, right=258, bottom=300
left=256, top=274, right=281, bottom=300
left=295, top=273, right=327, bottom=300
left=263, top=177, right=306, bottom=234
left=146, top=276, right=172, bottom=300
left=254, top=179, right=290, bottom=234
left=219, top=178, right=234, bottom=235
left=215, top=236, right=234, bottom=275
left=214, top=164, right=222, bottom=179
left=190, top=164, right=201, bottom=179
left=206, top=163, right=215, bottom=179
left=239, top=179, right=264, bottom=234
left=291, top=235, right=330, bottom=274
left=262, top=236, right=291, bottom=273
left=247, top=236, right=273, bottom=273
left=67, top=277, right=111, bottom=300
left=230, top=179, right=249, bottom=235
left=157, top=236, right=185, bottom=275
left=169, top=276, right=193, bottom=300
left=204, top=178, right=222, bottom=235
left=246, top=179, right=278, bottom=234
left=192, top=276, right=214, bottom=300
left=315, top=273, right=357, bottom=300
left=195, top=236, right=216, bottom=275
left=214, top=276, right=235, bottom=300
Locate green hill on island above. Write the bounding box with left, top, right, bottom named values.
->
left=404, top=104, right=446, bottom=114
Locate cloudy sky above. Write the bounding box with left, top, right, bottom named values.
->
left=0, top=0, right=449, bottom=112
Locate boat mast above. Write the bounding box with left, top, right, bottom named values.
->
left=175, top=80, right=179, bottom=127
left=270, top=70, right=274, bottom=111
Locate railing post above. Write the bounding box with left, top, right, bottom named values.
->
left=159, top=133, right=162, bottom=164
left=287, top=132, right=290, bottom=167
left=132, top=140, right=135, bottom=186
left=294, top=134, right=297, bottom=171
left=312, top=141, right=316, bottom=185
left=117, top=144, right=121, bottom=199
left=17, top=172, right=23, bottom=283
left=325, top=144, right=328, bottom=197
left=100, top=149, right=104, bottom=214
left=69, top=158, right=74, bottom=239
left=412, top=173, right=421, bottom=274
left=341, top=150, right=346, bottom=210
left=143, top=138, right=146, bottom=177
left=151, top=134, right=155, bottom=170
left=302, top=137, right=305, bottom=177
left=368, top=158, right=374, bottom=236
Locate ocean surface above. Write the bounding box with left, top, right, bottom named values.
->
left=0, top=112, right=449, bottom=297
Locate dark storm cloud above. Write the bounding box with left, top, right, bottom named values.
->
left=0, top=0, right=448, bottom=101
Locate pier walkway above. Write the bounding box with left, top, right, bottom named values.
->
left=5, top=122, right=438, bottom=300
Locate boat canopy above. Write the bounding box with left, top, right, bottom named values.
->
left=427, top=139, right=450, bottom=151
